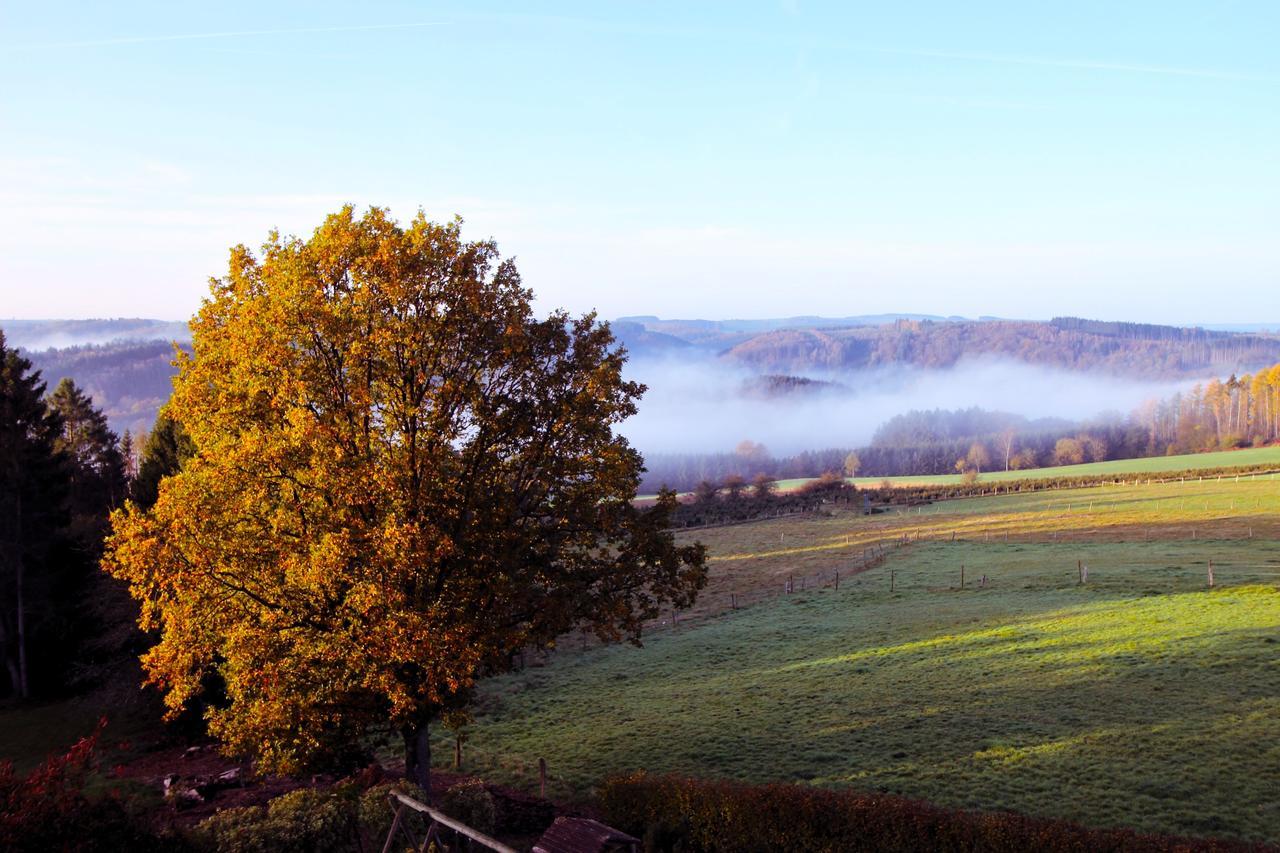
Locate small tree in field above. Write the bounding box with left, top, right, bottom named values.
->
left=965, top=442, right=990, bottom=475
left=693, top=480, right=720, bottom=504
left=842, top=451, right=861, bottom=478
left=722, top=474, right=746, bottom=501
left=103, top=207, right=708, bottom=789
left=750, top=474, right=776, bottom=500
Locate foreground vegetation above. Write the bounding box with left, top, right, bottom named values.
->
left=451, top=478, right=1280, bottom=844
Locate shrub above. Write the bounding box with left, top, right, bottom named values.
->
left=441, top=779, right=498, bottom=835
left=598, top=772, right=1268, bottom=853
left=195, top=780, right=430, bottom=853
left=0, top=719, right=174, bottom=852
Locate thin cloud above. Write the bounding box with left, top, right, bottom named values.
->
left=864, top=45, right=1278, bottom=84
left=8, top=22, right=446, bottom=50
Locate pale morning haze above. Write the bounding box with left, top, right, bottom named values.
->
left=1, top=1, right=1277, bottom=323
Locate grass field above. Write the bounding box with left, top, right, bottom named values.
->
left=845, top=443, right=1280, bottom=488
left=452, top=477, right=1280, bottom=844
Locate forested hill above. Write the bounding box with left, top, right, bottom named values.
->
left=717, top=318, right=1280, bottom=378
left=23, top=340, right=181, bottom=438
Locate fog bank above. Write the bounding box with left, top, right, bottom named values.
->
left=620, top=355, right=1192, bottom=455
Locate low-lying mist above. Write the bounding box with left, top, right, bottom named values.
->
left=620, top=355, right=1191, bottom=456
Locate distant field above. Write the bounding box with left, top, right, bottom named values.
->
left=454, top=478, right=1280, bottom=844
left=850, top=444, right=1280, bottom=486
left=639, top=445, right=1280, bottom=500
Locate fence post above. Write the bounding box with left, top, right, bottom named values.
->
left=890, top=569, right=895, bottom=592
left=834, top=571, right=839, bottom=591
left=539, top=758, right=547, bottom=799
left=960, top=565, right=965, bottom=588
left=1208, top=559, right=1215, bottom=588
left=1078, top=559, right=1083, bottom=585
left=731, top=593, right=737, bottom=610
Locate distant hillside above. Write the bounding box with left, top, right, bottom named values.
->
left=23, top=340, right=181, bottom=438
left=616, top=313, right=965, bottom=350
left=719, top=318, right=1280, bottom=378
left=0, top=317, right=189, bottom=350
left=609, top=320, right=693, bottom=356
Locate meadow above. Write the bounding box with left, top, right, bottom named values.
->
left=452, top=475, right=1280, bottom=844
left=841, top=443, right=1280, bottom=488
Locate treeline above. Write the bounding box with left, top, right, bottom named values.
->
left=723, top=318, right=1280, bottom=377
left=1136, top=367, right=1280, bottom=454
left=0, top=331, right=189, bottom=701
left=640, top=362, right=1280, bottom=491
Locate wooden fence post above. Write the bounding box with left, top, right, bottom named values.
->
left=1208, top=559, right=1214, bottom=588
left=1078, top=559, right=1083, bottom=585
left=731, top=593, right=737, bottom=610
left=890, top=569, right=895, bottom=592
left=834, top=571, right=840, bottom=591
left=960, top=565, right=965, bottom=588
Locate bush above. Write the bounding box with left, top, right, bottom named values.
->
left=195, top=779, right=428, bottom=853
left=598, top=772, right=1267, bottom=853
left=441, top=779, right=498, bottom=835
left=0, top=719, right=175, bottom=852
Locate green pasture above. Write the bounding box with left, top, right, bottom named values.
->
left=847, top=444, right=1280, bottom=487
left=454, top=539, right=1280, bottom=843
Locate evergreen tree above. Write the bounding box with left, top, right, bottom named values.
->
left=47, top=378, right=127, bottom=543
left=0, top=332, right=71, bottom=698
left=131, top=411, right=195, bottom=510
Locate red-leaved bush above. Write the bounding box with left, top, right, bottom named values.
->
left=0, top=718, right=168, bottom=852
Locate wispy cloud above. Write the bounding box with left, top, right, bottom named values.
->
left=863, top=45, right=1279, bottom=84
left=8, top=22, right=446, bottom=50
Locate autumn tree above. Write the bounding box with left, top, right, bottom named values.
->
left=693, top=480, right=720, bottom=504
left=842, top=451, right=861, bottom=478
left=722, top=474, right=746, bottom=501
left=103, top=207, right=708, bottom=789
left=1053, top=437, right=1085, bottom=466
left=965, top=442, right=990, bottom=474
left=750, top=473, right=777, bottom=499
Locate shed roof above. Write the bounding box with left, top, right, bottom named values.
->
left=532, top=816, right=641, bottom=853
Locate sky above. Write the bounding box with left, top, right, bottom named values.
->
left=1, top=1, right=1277, bottom=324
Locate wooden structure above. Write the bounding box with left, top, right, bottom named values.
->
left=533, top=817, right=641, bottom=853
left=381, top=790, right=518, bottom=853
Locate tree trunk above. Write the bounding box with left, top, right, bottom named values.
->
left=403, top=720, right=431, bottom=794
left=13, top=492, right=27, bottom=699
left=15, top=550, right=27, bottom=699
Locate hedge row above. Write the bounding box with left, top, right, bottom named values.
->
left=598, top=772, right=1273, bottom=853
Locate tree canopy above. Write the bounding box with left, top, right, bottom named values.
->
left=103, top=207, right=707, bottom=786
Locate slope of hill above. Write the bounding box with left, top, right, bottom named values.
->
left=24, top=340, right=181, bottom=438
left=720, top=318, right=1280, bottom=377
left=0, top=318, right=190, bottom=350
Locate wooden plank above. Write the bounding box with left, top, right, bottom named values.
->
left=388, top=791, right=519, bottom=853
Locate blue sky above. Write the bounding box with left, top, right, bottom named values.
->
left=1, top=1, right=1277, bottom=323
